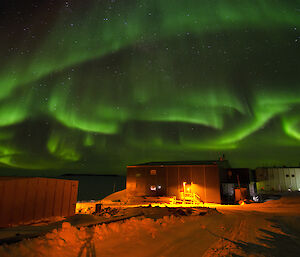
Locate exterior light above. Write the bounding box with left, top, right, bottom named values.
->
left=183, top=182, right=187, bottom=193
left=150, top=185, right=157, bottom=191
left=157, top=185, right=162, bottom=189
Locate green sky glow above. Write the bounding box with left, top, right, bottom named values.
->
left=0, top=0, right=299, bottom=174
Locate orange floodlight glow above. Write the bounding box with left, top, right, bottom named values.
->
left=239, top=200, right=245, bottom=206
left=183, top=182, right=187, bottom=192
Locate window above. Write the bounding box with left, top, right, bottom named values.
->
left=286, top=174, right=289, bottom=178
left=291, top=174, right=295, bottom=177
left=136, top=173, right=141, bottom=177
left=150, top=169, right=156, bottom=175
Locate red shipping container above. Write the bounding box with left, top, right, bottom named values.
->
left=0, top=177, right=78, bottom=228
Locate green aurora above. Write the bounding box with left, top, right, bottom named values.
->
left=0, top=0, right=300, bottom=175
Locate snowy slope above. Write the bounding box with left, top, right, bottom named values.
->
left=0, top=194, right=300, bottom=257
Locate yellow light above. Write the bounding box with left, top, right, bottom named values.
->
left=183, top=182, right=187, bottom=193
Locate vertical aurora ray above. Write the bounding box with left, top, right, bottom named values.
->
left=282, top=111, right=300, bottom=141
left=47, top=129, right=81, bottom=161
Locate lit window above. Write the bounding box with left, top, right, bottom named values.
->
left=150, top=169, right=156, bottom=175
left=150, top=185, right=157, bottom=191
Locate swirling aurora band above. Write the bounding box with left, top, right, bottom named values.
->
left=0, top=0, right=300, bottom=174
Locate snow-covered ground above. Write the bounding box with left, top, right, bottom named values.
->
left=1, top=193, right=300, bottom=257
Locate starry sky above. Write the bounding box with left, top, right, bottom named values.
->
left=0, top=0, right=300, bottom=175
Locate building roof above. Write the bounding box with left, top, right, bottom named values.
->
left=128, top=160, right=229, bottom=167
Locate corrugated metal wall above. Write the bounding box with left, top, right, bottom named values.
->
left=202, top=166, right=221, bottom=203
left=166, top=166, right=179, bottom=197
left=256, top=167, right=300, bottom=193
left=0, top=177, right=78, bottom=228
left=191, top=166, right=206, bottom=201
left=126, top=165, right=221, bottom=203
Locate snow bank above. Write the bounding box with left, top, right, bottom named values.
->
left=101, top=189, right=128, bottom=203
left=0, top=215, right=186, bottom=257
left=1, top=195, right=300, bottom=257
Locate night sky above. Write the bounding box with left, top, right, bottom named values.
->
left=0, top=0, right=300, bottom=175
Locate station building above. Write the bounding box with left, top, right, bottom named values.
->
left=126, top=160, right=251, bottom=204
left=255, top=167, right=300, bottom=193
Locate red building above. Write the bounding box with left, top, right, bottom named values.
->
left=0, top=177, right=78, bottom=228
left=126, top=160, right=230, bottom=204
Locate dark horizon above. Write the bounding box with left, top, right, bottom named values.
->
left=1, top=157, right=300, bottom=177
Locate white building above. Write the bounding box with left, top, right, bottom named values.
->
left=256, top=167, right=300, bottom=193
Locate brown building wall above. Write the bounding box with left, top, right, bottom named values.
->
left=166, top=167, right=179, bottom=197
left=203, top=166, right=221, bottom=203
left=191, top=166, right=206, bottom=202
left=126, top=167, right=138, bottom=195
left=126, top=165, right=221, bottom=203
left=0, top=177, right=78, bottom=228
